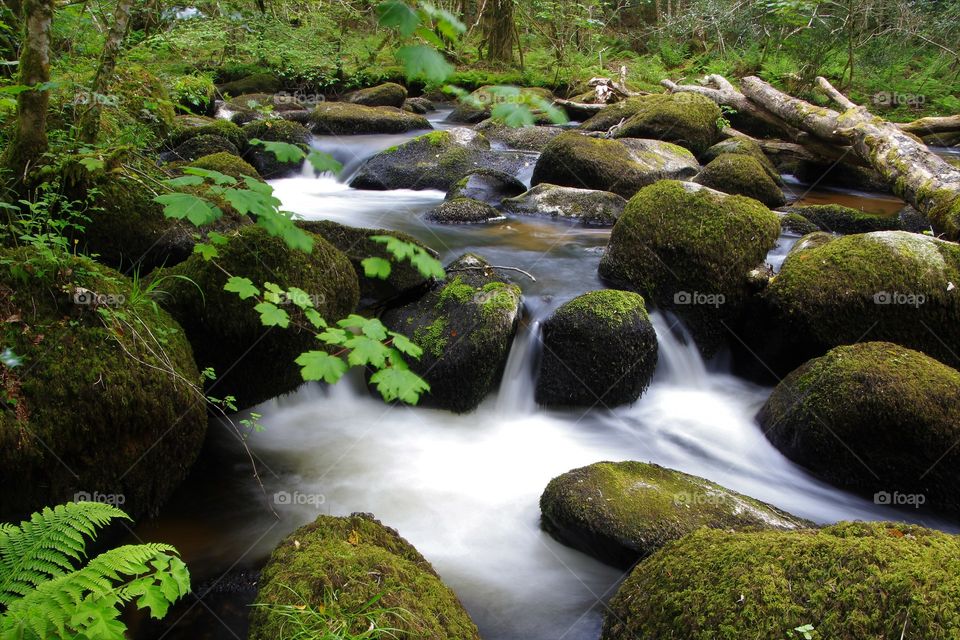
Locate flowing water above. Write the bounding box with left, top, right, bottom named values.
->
left=134, top=115, right=957, bottom=639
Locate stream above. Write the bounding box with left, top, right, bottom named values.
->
left=134, top=109, right=957, bottom=640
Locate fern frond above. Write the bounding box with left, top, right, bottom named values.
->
left=0, top=502, right=127, bottom=607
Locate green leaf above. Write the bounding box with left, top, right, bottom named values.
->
left=344, top=335, right=390, bottom=368
left=164, top=175, right=206, bottom=188
left=154, top=193, right=221, bottom=226
left=78, top=157, right=105, bottom=173
left=396, top=45, right=453, bottom=84
left=419, top=3, right=466, bottom=37
left=207, top=231, right=230, bottom=245
left=250, top=138, right=306, bottom=164
left=491, top=102, right=535, bottom=128
left=224, top=276, right=260, bottom=300
left=286, top=286, right=314, bottom=309
left=409, top=250, right=446, bottom=279
left=304, top=308, right=327, bottom=329
left=415, top=25, right=445, bottom=48
left=370, top=366, right=431, bottom=404
left=361, top=317, right=389, bottom=341
left=388, top=331, right=423, bottom=358
left=306, top=150, right=343, bottom=174
left=295, top=351, right=348, bottom=384
left=361, top=257, right=392, bottom=280
left=193, top=243, right=219, bottom=261
left=377, top=0, right=420, bottom=36
left=183, top=167, right=238, bottom=185
left=318, top=327, right=349, bottom=345
left=254, top=302, right=290, bottom=327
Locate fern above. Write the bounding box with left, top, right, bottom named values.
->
left=0, top=502, right=191, bottom=640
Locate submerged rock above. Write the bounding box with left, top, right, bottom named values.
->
left=249, top=513, right=480, bottom=640
left=536, top=290, right=657, bottom=407
left=541, top=461, right=808, bottom=568
left=611, top=93, right=722, bottom=154
left=309, top=102, right=431, bottom=135
left=446, top=168, right=527, bottom=205
left=381, top=254, right=521, bottom=413
left=758, top=342, right=960, bottom=515
left=502, top=183, right=627, bottom=226
left=531, top=132, right=700, bottom=199
left=404, top=96, right=435, bottom=113
left=602, top=521, right=960, bottom=640
left=694, top=153, right=786, bottom=207
left=782, top=203, right=899, bottom=234
left=346, top=82, right=407, bottom=108
left=426, top=197, right=503, bottom=224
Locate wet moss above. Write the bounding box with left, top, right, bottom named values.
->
left=249, top=513, right=480, bottom=640
left=780, top=212, right=820, bottom=235
left=699, top=137, right=779, bottom=181
left=414, top=317, right=449, bottom=358
left=785, top=203, right=899, bottom=234
left=168, top=118, right=246, bottom=151
left=612, top=93, right=721, bottom=154
left=187, top=152, right=261, bottom=180
left=602, top=521, right=960, bottom=640
left=693, top=153, right=786, bottom=207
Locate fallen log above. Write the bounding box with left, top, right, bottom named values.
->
left=898, top=115, right=960, bottom=137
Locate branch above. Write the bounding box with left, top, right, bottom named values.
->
left=446, top=265, right=537, bottom=282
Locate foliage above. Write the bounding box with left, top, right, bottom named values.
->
left=0, top=501, right=190, bottom=640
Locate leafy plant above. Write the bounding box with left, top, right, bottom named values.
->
left=788, top=623, right=817, bottom=639
left=0, top=501, right=190, bottom=639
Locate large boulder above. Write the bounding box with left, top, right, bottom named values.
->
left=503, top=183, right=627, bottom=226
left=168, top=117, right=246, bottom=151
left=699, top=136, right=779, bottom=181
left=578, top=97, right=652, bottom=132
left=602, top=521, right=960, bottom=640
left=536, top=290, right=657, bottom=407
left=758, top=342, right=960, bottom=515
left=297, top=220, right=436, bottom=309
left=426, top=197, right=503, bottom=224
left=188, top=152, right=261, bottom=180
left=782, top=203, right=899, bottom=234
left=172, top=134, right=239, bottom=161
left=0, top=251, right=206, bottom=521
left=747, top=230, right=960, bottom=373
left=346, top=82, right=407, bottom=108
left=241, top=119, right=311, bottom=178
left=694, top=153, right=786, bottom=207
left=611, top=93, right=722, bottom=154
left=446, top=168, right=527, bottom=205
left=381, top=254, right=522, bottom=413
left=249, top=513, right=480, bottom=640
left=474, top=120, right=565, bottom=151
left=599, top=181, right=781, bottom=354
left=157, top=225, right=359, bottom=409
left=530, top=132, right=700, bottom=199
left=448, top=85, right=555, bottom=123
left=308, top=102, right=431, bottom=135
left=541, top=461, right=808, bottom=569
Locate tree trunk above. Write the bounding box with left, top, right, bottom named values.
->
left=482, top=0, right=514, bottom=63
left=897, top=115, right=960, bottom=136
left=78, top=0, right=133, bottom=144
left=3, top=0, right=53, bottom=183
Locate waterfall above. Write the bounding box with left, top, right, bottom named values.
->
left=494, top=318, right=541, bottom=416
left=649, top=311, right=709, bottom=388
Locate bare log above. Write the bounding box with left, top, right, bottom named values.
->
left=897, top=115, right=960, bottom=137
left=552, top=98, right=606, bottom=114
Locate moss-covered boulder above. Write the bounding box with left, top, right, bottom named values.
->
left=346, top=82, right=407, bottom=108
left=502, top=183, right=627, bottom=226
left=172, top=134, right=240, bottom=162
left=188, top=152, right=261, bottom=180
left=446, top=168, right=526, bottom=204
left=758, top=342, right=960, bottom=514
left=0, top=251, right=206, bottom=521
left=600, top=181, right=781, bottom=354
left=381, top=254, right=521, bottom=413
left=699, top=136, right=779, bottom=181
left=225, top=92, right=305, bottom=114
left=531, top=132, right=700, bottom=199
left=447, top=85, right=555, bottom=123
left=611, top=93, right=722, bottom=155
left=404, top=96, right=435, bottom=114
left=783, top=203, right=899, bottom=234
left=536, top=291, right=657, bottom=407
left=218, top=72, right=282, bottom=97
left=157, top=225, right=359, bottom=409
left=778, top=212, right=820, bottom=236
left=474, top=120, right=565, bottom=151
left=308, top=102, right=431, bottom=135
left=426, top=197, right=503, bottom=224
left=168, top=117, right=246, bottom=151
left=349, top=129, right=488, bottom=191
left=241, top=119, right=311, bottom=178
left=578, top=97, right=651, bottom=132
left=541, top=461, right=807, bottom=568
left=249, top=513, right=480, bottom=640
left=602, top=521, right=960, bottom=640
left=296, top=220, right=436, bottom=309
left=750, top=231, right=960, bottom=373
left=694, top=153, right=786, bottom=207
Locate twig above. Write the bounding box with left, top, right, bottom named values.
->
left=446, top=265, right=537, bottom=281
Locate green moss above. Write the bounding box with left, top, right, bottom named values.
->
left=414, top=317, right=449, bottom=358
left=556, top=289, right=648, bottom=328
left=612, top=93, right=722, bottom=154
left=780, top=212, right=820, bottom=235
left=437, top=276, right=475, bottom=306
left=347, top=82, right=407, bottom=108
left=0, top=250, right=206, bottom=521
left=694, top=153, right=786, bottom=207
left=700, top=137, right=779, bottom=180
left=309, top=102, right=431, bottom=135
left=168, top=117, right=246, bottom=150
left=786, top=204, right=899, bottom=234
left=541, top=461, right=809, bottom=567
left=172, top=133, right=240, bottom=161
left=241, top=118, right=311, bottom=146
left=478, top=282, right=522, bottom=318
left=578, top=97, right=651, bottom=132
left=218, top=72, right=281, bottom=97
left=187, top=152, right=260, bottom=180
left=602, top=522, right=960, bottom=640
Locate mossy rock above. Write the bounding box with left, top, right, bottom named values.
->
left=599, top=180, right=781, bottom=355
left=156, top=225, right=359, bottom=409
left=694, top=153, right=786, bottom=207
left=446, top=168, right=527, bottom=205
left=241, top=119, right=311, bottom=178
left=188, top=152, right=261, bottom=180
left=602, top=521, right=960, bottom=640
left=699, top=137, right=779, bottom=182
left=0, top=251, right=206, bottom=521
left=784, top=203, right=900, bottom=234
left=404, top=96, right=435, bottom=114
left=447, top=85, right=556, bottom=123
left=111, top=64, right=177, bottom=137
left=381, top=254, right=522, bottom=413
left=249, top=513, right=480, bottom=640
left=168, top=117, right=246, bottom=150
left=297, top=220, right=436, bottom=309
left=531, top=132, right=700, bottom=199
left=751, top=231, right=960, bottom=373
left=502, top=183, right=627, bottom=226
left=224, top=93, right=305, bottom=113
left=426, top=197, right=502, bottom=224
left=758, top=342, right=960, bottom=514
left=541, top=461, right=808, bottom=568
left=349, top=128, right=489, bottom=191
left=611, top=93, right=721, bottom=155
left=309, top=102, right=431, bottom=135
left=536, top=290, right=657, bottom=407
left=897, top=205, right=932, bottom=234
left=172, top=134, right=240, bottom=162
left=218, top=72, right=281, bottom=97
left=578, top=97, right=651, bottom=132
left=346, top=82, right=407, bottom=108
left=779, top=212, right=820, bottom=236
left=474, top=120, right=565, bottom=152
